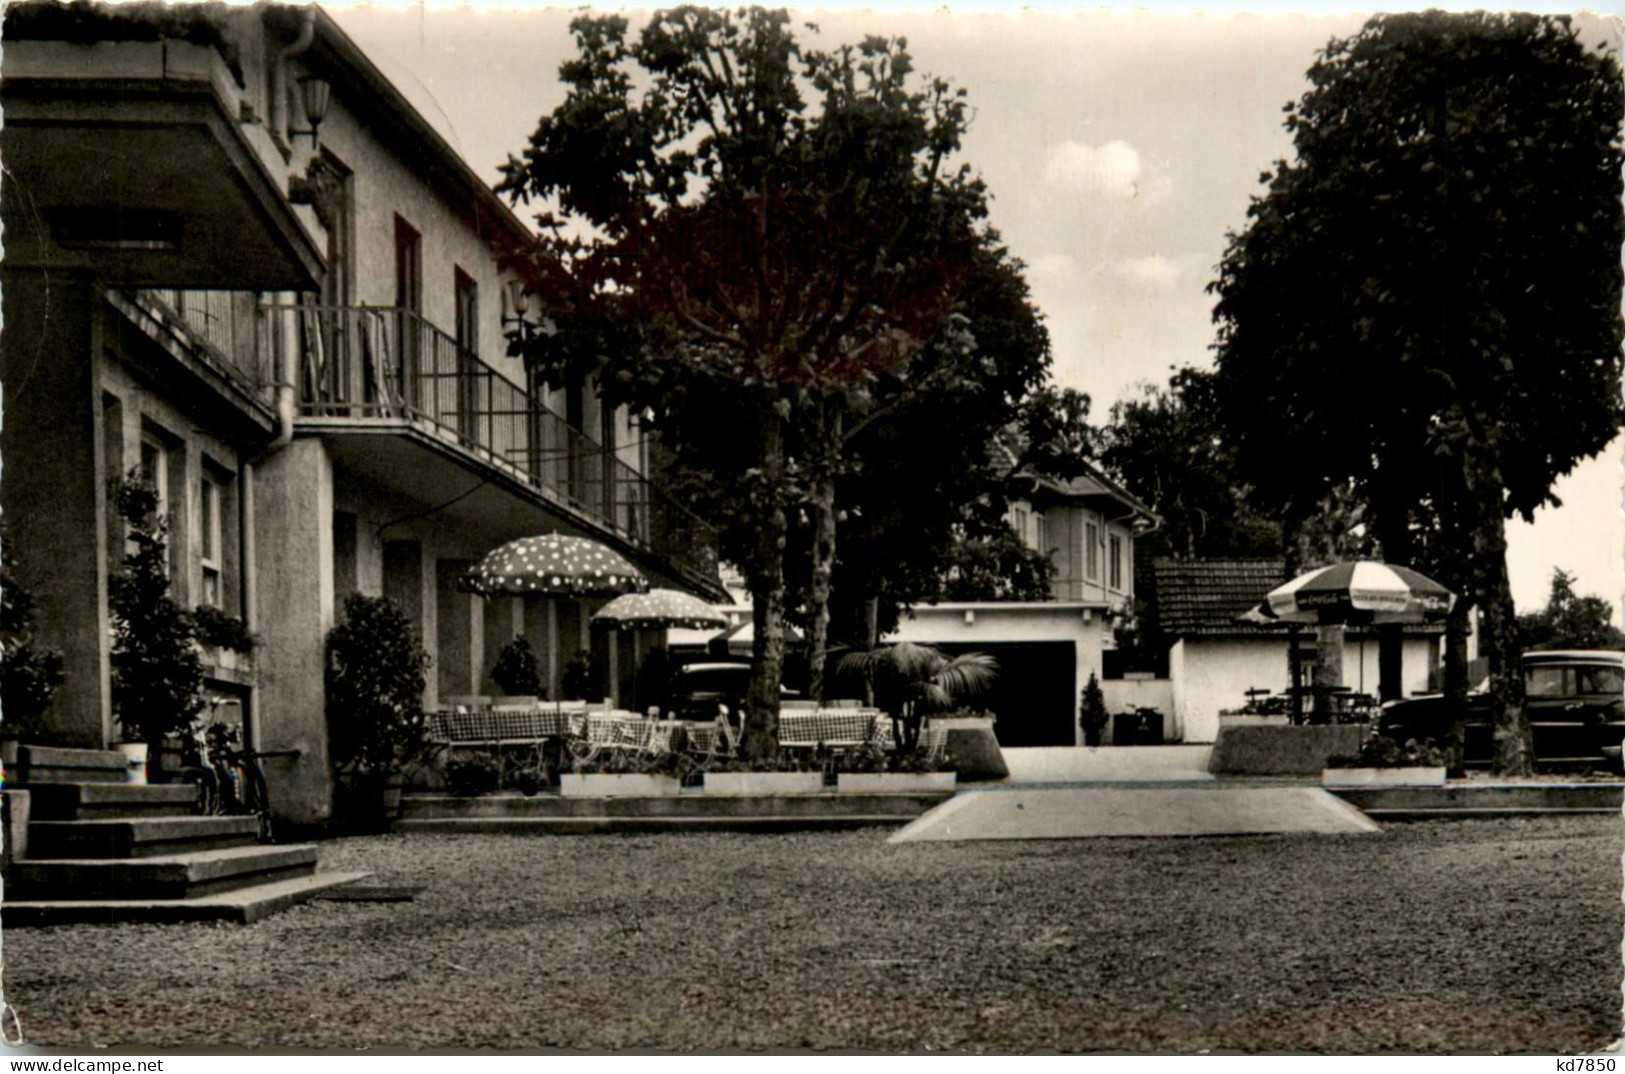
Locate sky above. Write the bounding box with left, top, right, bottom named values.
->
left=326, top=2, right=1624, bottom=622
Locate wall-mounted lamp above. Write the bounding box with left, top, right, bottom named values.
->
left=289, top=76, right=332, bottom=147
left=503, top=279, right=539, bottom=338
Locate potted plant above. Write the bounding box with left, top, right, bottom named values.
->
left=0, top=540, right=65, bottom=763
left=108, top=474, right=205, bottom=783
left=442, top=754, right=502, bottom=797
left=490, top=635, right=542, bottom=704
left=558, top=749, right=683, bottom=797
left=1321, top=733, right=1449, bottom=789
left=834, top=743, right=956, bottom=793
left=1080, top=673, right=1109, bottom=747
left=836, top=641, right=998, bottom=755
left=326, top=592, right=432, bottom=831
left=561, top=649, right=595, bottom=702
left=192, top=604, right=256, bottom=672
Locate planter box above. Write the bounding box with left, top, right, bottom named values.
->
left=702, top=772, right=824, bottom=796
left=1321, top=766, right=1447, bottom=789
left=1209, top=724, right=1366, bottom=776
left=558, top=773, right=682, bottom=798
left=836, top=771, right=956, bottom=793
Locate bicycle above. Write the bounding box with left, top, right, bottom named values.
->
left=178, top=717, right=298, bottom=844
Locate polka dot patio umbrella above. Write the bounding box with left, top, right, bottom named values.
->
left=460, top=534, right=649, bottom=598
left=590, top=588, right=730, bottom=632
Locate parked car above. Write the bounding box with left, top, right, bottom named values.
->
left=662, top=661, right=803, bottom=722
left=1378, top=650, right=1625, bottom=772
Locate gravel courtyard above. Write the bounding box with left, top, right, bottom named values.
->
left=6, top=815, right=1620, bottom=1054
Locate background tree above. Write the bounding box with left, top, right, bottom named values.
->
left=1098, top=368, right=1280, bottom=561
left=500, top=8, right=987, bottom=758
left=1518, top=569, right=1625, bottom=652
left=1211, top=12, right=1624, bottom=772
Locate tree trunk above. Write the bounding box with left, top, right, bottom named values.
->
left=862, top=595, right=879, bottom=706
left=1443, top=598, right=1473, bottom=774
left=805, top=468, right=837, bottom=703
left=1374, top=512, right=1412, bottom=703
left=1312, top=622, right=1345, bottom=723
left=1474, top=504, right=1531, bottom=775
left=742, top=404, right=787, bottom=763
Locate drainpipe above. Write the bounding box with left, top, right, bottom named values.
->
left=270, top=7, right=317, bottom=150
left=270, top=291, right=298, bottom=450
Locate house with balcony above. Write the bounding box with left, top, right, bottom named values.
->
left=1, top=2, right=722, bottom=831
left=887, top=460, right=1159, bottom=747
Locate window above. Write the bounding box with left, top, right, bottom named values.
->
left=199, top=472, right=222, bottom=607
left=1085, top=521, right=1099, bottom=580
left=1035, top=512, right=1048, bottom=555
left=139, top=435, right=168, bottom=513
left=1109, top=533, right=1123, bottom=591
left=1012, top=506, right=1030, bottom=548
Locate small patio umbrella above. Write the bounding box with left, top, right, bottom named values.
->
left=590, top=588, right=729, bottom=632
left=460, top=534, right=649, bottom=598
left=1266, top=561, right=1453, bottom=624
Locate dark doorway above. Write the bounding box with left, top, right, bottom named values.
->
left=931, top=640, right=1077, bottom=748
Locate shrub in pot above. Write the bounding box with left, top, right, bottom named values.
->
left=836, top=642, right=997, bottom=755
left=326, top=592, right=431, bottom=830
left=491, top=635, right=542, bottom=698
left=443, top=754, right=502, bottom=797
left=109, top=474, right=205, bottom=780
left=1079, top=673, right=1109, bottom=747
left=192, top=605, right=257, bottom=656
left=1, top=540, right=65, bottom=747
left=1323, top=733, right=1449, bottom=788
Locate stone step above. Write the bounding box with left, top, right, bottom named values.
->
left=27, top=815, right=260, bottom=859
left=14, top=745, right=130, bottom=784
left=0, top=870, right=372, bottom=926
left=6, top=843, right=317, bottom=900
left=24, top=782, right=197, bottom=821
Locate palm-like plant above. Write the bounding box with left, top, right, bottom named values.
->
left=837, top=642, right=998, bottom=754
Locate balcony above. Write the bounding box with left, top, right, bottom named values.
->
left=253, top=301, right=717, bottom=586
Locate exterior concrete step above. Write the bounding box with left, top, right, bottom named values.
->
left=27, top=815, right=260, bottom=859
left=396, top=791, right=949, bottom=821
left=24, top=782, right=197, bottom=820
left=14, top=745, right=130, bottom=784
left=7, top=843, right=317, bottom=900
left=0, top=870, right=372, bottom=926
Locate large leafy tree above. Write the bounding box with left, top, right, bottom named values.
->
left=1211, top=12, right=1624, bottom=772
left=1518, top=569, right=1625, bottom=652
left=1099, top=368, right=1280, bottom=561
left=499, top=8, right=987, bottom=757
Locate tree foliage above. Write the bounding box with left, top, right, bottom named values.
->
left=1518, top=569, right=1625, bottom=652
left=1099, top=368, right=1280, bottom=561
left=109, top=474, right=204, bottom=744
left=326, top=593, right=431, bottom=779
left=1211, top=12, right=1624, bottom=773
left=1, top=535, right=64, bottom=740
left=499, top=8, right=991, bottom=752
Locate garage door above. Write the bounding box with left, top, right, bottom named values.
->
left=932, top=640, right=1077, bottom=748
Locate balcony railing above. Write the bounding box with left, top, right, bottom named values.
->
left=133, top=289, right=265, bottom=387
left=259, top=302, right=717, bottom=582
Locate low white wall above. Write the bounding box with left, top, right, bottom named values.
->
left=1175, top=635, right=1436, bottom=744
left=1100, top=679, right=1176, bottom=741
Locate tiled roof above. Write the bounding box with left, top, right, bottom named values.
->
left=1150, top=557, right=1447, bottom=638
left=1152, top=558, right=1287, bottom=637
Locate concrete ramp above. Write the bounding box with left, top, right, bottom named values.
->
left=888, top=785, right=1380, bottom=843
left=1001, top=745, right=1215, bottom=783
